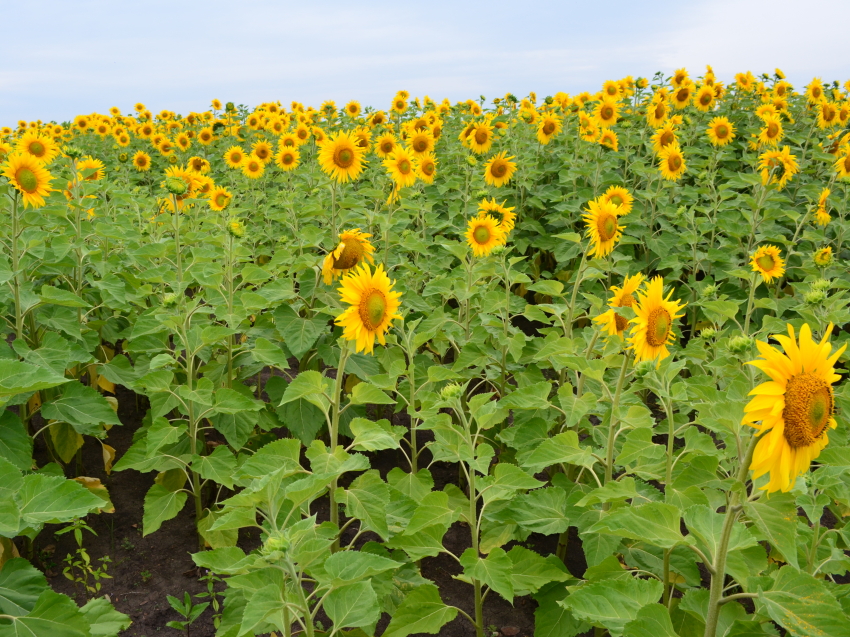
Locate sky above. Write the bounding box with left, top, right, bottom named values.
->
left=2, top=0, right=849, bottom=124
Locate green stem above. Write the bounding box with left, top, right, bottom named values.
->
left=329, top=341, right=351, bottom=552
left=604, top=353, right=631, bottom=487
left=663, top=395, right=677, bottom=487
left=807, top=517, right=821, bottom=574
left=702, top=434, right=758, bottom=637
left=742, top=273, right=759, bottom=335
left=566, top=244, right=591, bottom=338
left=405, top=329, right=419, bottom=473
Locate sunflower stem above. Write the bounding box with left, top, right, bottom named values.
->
left=329, top=340, right=351, bottom=553
left=604, top=352, right=631, bottom=489
left=742, top=272, right=759, bottom=335
left=565, top=243, right=591, bottom=338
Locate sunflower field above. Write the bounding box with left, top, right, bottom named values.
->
left=2, top=67, right=850, bottom=637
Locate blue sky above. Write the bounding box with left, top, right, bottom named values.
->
left=2, top=0, right=849, bottom=124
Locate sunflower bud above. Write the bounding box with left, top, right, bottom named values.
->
left=466, top=155, right=478, bottom=167
left=63, top=145, right=83, bottom=159
left=490, top=244, right=506, bottom=256
left=805, top=290, right=827, bottom=305
left=699, top=327, right=718, bottom=340
left=164, top=176, right=187, bottom=195
left=264, top=532, right=289, bottom=555
left=700, top=284, right=717, bottom=299
left=227, top=219, right=245, bottom=238
left=168, top=154, right=178, bottom=165
left=118, top=152, right=128, bottom=163
left=811, top=279, right=831, bottom=293
left=225, top=102, right=235, bottom=112
left=633, top=360, right=655, bottom=379
left=728, top=335, right=754, bottom=354
left=440, top=383, right=463, bottom=400
left=162, top=292, right=178, bottom=307
left=813, top=247, right=833, bottom=267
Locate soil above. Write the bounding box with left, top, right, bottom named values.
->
left=17, top=384, right=593, bottom=637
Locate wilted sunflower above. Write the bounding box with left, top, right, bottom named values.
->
left=466, top=214, right=505, bottom=256
left=600, top=185, right=634, bottom=215
left=483, top=151, right=516, bottom=187
left=658, top=143, right=686, bottom=181
left=415, top=152, right=437, bottom=184
left=758, top=115, right=783, bottom=147
left=318, top=131, right=367, bottom=183
left=251, top=140, right=274, bottom=164
left=133, top=150, right=151, bottom=172
left=594, top=273, right=645, bottom=339
left=2, top=152, right=53, bottom=208
left=598, top=128, right=618, bottom=151
left=224, top=146, right=245, bottom=169
left=759, top=146, right=799, bottom=189
left=383, top=147, right=417, bottom=188
left=77, top=156, right=105, bottom=181
left=322, top=229, right=376, bottom=284
left=16, top=130, right=59, bottom=163
left=208, top=186, right=233, bottom=212
left=375, top=133, right=398, bottom=158
left=274, top=147, right=299, bottom=172
left=813, top=246, right=833, bottom=267
left=744, top=323, right=846, bottom=493
left=478, top=198, right=516, bottom=233
left=706, top=117, right=735, bottom=146
left=336, top=263, right=402, bottom=355
left=582, top=198, right=624, bottom=258
left=751, top=245, right=785, bottom=282
left=241, top=154, right=265, bottom=179
left=628, top=276, right=687, bottom=363
left=467, top=122, right=494, bottom=154
left=536, top=114, right=562, bottom=144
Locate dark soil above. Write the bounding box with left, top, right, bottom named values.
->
left=17, top=383, right=592, bottom=637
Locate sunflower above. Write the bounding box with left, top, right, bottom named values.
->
left=208, top=186, right=233, bottom=212
left=2, top=153, right=53, bottom=208
left=317, top=131, right=367, bottom=183
left=77, top=156, right=105, bottom=181
left=627, top=276, right=687, bottom=363
left=658, top=143, right=686, bottom=181
left=672, top=68, right=689, bottom=87
left=163, top=165, right=198, bottom=199
left=646, top=96, right=669, bottom=127
left=342, top=100, right=362, bottom=118
left=466, top=214, right=506, bottom=256
left=813, top=247, right=833, bottom=266
left=352, top=127, right=372, bottom=152
left=671, top=84, right=693, bottom=109
left=758, top=115, right=783, bottom=147
left=651, top=123, right=678, bottom=153
left=274, top=147, right=300, bottom=172
left=805, top=78, right=825, bottom=104
left=252, top=140, right=274, bottom=164
left=322, top=229, right=376, bottom=284
left=158, top=139, right=175, bottom=157
left=483, top=151, right=516, bottom=187
left=759, top=146, right=799, bottom=189
left=478, top=198, right=516, bottom=233
left=706, top=117, right=735, bottom=146
left=467, top=122, right=494, bottom=154
left=415, top=152, right=437, bottom=184
left=536, top=114, right=562, bottom=145
left=336, top=264, right=402, bottom=355
left=602, top=80, right=621, bottom=100
left=115, top=133, right=131, bottom=147
left=279, top=132, right=298, bottom=148
left=241, top=154, right=265, bottom=179
left=598, top=128, right=619, bottom=151
left=375, top=133, right=397, bottom=158
left=0, top=141, right=12, bottom=163
left=694, top=85, right=715, bottom=112
left=224, top=145, right=246, bottom=169
left=814, top=207, right=831, bottom=226
left=580, top=122, right=600, bottom=143
left=582, top=198, right=624, bottom=258
left=407, top=130, right=436, bottom=158
left=751, top=245, right=785, bottom=282
left=188, top=156, right=210, bottom=174
left=133, top=150, right=151, bottom=172
left=834, top=151, right=850, bottom=179
left=16, top=130, right=59, bottom=163
left=600, top=185, right=634, bottom=215
left=744, top=323, right=846, bottom=493
left=594, top=273, right=645, bottom=338
left=593, top=99, right=619, bottom=127
left=369, top=111, right=387, bottom=127
left=383, top=147, right=417, bottom=188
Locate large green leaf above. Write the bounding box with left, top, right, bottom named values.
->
left=279, top=371, right=331, bottom=413
left=79, top=597, right=132, bottom=637
left=0, top=559, right=47, bottom=616
left=274, top=306, right=326, bottom=359
left=0, top=589, right=89, bottom=637
left=562, top=577, right=664, bottom=635
left=324, top=580, right=380, bottom=630
left=0, top=411, right=32, bottom=471
left=349, top=382, right=396, bottom=405
left=403, top=491, right=461, bottom=536
left=142, top=483, right=187, bottom=536
left=193, top=445, right=237, bottom=489
left=459, top=547, right=514, bottom=603
left=41, top=382, right=121, bottom=435
left=587, top=502, right=691, bottom=549
left=507, top=546, right=570, bottom=595
left=238, top=583, right=287, bottom=636
left=534, top=583, right=587, bottom=637
left=510, top=487, right=571, bottom=535
left=744, top=495, right=799, bottom=569
left=623, top=603, right=679, bottom=637
left=349, top=418, right=404, bottom=451
left=519, top=431, right=596, bottom=471
left=335, top=470, right=389, bottom=540
left=759, top=567, right=847, bottom=637
left=322, top=551, right=402, bottom=586
left=382, top=584, right=458, bottom=637
left=0, top=360, right=71, bottom=397
left=17, top=475, right=105, bottom=525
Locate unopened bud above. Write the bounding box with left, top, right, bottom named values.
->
left=227, top=219, right=245, bottom=238
left=164, top=176, right=187, bottom=195
left=440, top=383, right=463, bottom=400
left=805, top=290, right=827, bottom=305
left=633, top=360, right=655, bottom=378
left=699, top=327, right=717, bottom=339
left=728, top=335, right=754, bottom=355
left=162, top=292, right=178, bottom=307
left=700, top=284, right=717, bottom=299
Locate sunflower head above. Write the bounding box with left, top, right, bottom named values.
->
left=658, top=143, right=686, bottom=181
left=707, top=117, right=735, bottom=146
left=600, top=185, right=634, bottom=215
left=208, top=186, right=233, bottom=212
left=582, top=198, right=624, bottom=258
left=16, top=130, right=59, bottom=163
left=2, top=152, right=54, bottom=208
left=322, top=229, right=376, bottom=284
left=478, top=198, right=516, bottom=232
left=466, top=215, right=506, bottom=257
left=750, top=245, right=785, bottom=283
left=318, top=131, right=367, bottom=183
left=483, top=151, right=516, bottom=187
left=275, top=147, right=300, bottom=172
left=813, top=246, right=833, bottom=267
left=336, top=264, right=402, bottom=354
left=627, top=276, right=687, bottom=364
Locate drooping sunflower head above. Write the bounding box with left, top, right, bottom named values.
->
left=658, top=142, right=686, bottom=181
left=744, top=323, right=846, bottom=492
left=466, top=214, right=506, bottom=256
left=335, top=263, right=402, bottom=355
left=598, top=128, right=619, bottom=151
left=600, top=185, right=634, bottom=215
left=274, top=147, right=300, bottom=172
left=322, top=229, right=376, bottom=284
left=208, top=186, right=233, bottom=212
left=317, top=131, right=367, bottom=183
left=582, top=197, right=624, bottom=258
left=483, top=151, right=516, bottom=187
left=750, top=245, right=785, bottom=283
left=759, top=145, right=799, bottom=189
left=627, top=276, right=687, bottom=363
left=188, top=156, right=211, bottom=174
left=16, top=130, right=59, bottom=164
left=1, top=152, right=54, bottom=208
left=707, top=116, right=735, bottom=146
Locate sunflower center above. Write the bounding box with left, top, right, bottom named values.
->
left=421, top=161, right=435, bottom=176
left=601, top=106, right=613, bottom=120
left=398, top=159, right=411, bottom=174
left=414, top=139, right=427, bottom=152
left=646, top=307, right=671, bottom=347
left=783, top=373, right=833, bottom=447
left=677, top=88, right=688, bottom=101
left=474, top=130, right=488, bottom=144
left=614, top=313, right=629, bottom=333
left=282, top=153, right=294, bottom=165
left=28, top=141, right=46, bottom=157
left=660, top=131, right=674, bottom=147
left=215, top=193, right=229, bottom=207
left=700, top=93, right=711, bottom=105
left=667, top=154, right=682, bottom=171
left=473, top=225, right=491, bottom=245
left=654, top=104, right=665, bottom=119
left=596, top=212, right=618, bottom=241
left=335, top=147, right=354, bottom=168
left=716, top=124, right=728, bottom=137
left=257, top=148, right=269, bottom=159
left=381, top=141, right=393, bottom=153
left=767, top=122, right=779, bottom=137
left=333, top=239, right=364, bottom=270
left=15, top=167, right=39, bottom=193
left=542, top=122, right=555, bottom=135
left=617, top=293, right=636, bottom=308
left=359, top=290, right=387, bottom=331
left=756, top=254, right=776, bottom=271
left=610, top=194, right=623, bottom=206
left=491, top=161, right=507, bottom=178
